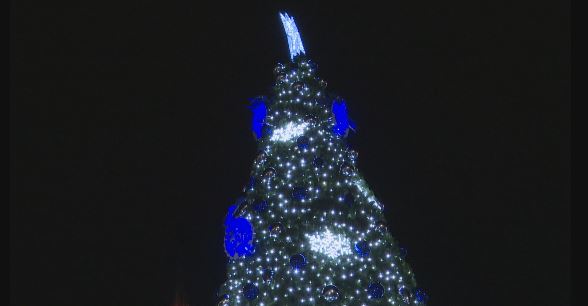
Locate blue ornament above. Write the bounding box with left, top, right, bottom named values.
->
left=290, top=253, right=307, bottom=270
left=217, top=294, right=230, bottom=306
left=367, top=282, right=384, bottom=299
left=332, top=99, right=356, bottom=137
left=224, top=205, right=255, bottom=258
left=296, top=135, right=310, bottom=150
left=414, top=288, right=429, bottom=303
left=242, top=283, right=259, bottom=300
left=269, top=222, right=284, bottom=237
left=340, top=162, right=354, bottom=176
left=322, top=285, right=340, bottom=302
left=293, top=81, right=304, bottom=92
left=253, top=200, right=268, bottom=213
left=262, top=167, right=276, bottom=179
left=262, top=268, right=274, bottom=282
left=375, top=220, right=387, bottom=233
left=354, top=240, right=371, bottom=257
left=291, top=186, right=307, bottom=201
left=249, top=97, right=267, bottom=139
left=313, top=156, right=324, bottom=168
left=398, top=287, right=413, bottom=303
left=343, top=192, right=355, bottom=206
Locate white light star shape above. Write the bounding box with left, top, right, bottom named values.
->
left=307, top=229, right=352, bottom=259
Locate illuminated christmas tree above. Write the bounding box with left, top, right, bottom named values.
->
left=217, top=13, right=427, bottom=305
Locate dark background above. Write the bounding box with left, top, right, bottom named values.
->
left=10, top=0, right=570, bottom=305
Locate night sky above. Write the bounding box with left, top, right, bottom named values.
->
left=10, top=1, right=570, bottom=305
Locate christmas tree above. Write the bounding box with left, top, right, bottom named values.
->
left=217, top=13, right=427, bottom=305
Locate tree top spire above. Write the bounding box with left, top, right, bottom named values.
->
left=279, top=12, right=306, bottom=61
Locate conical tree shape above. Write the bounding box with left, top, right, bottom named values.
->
left=217, top=14, right=427, bottom=306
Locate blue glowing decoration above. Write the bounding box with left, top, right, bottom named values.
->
left=367, top=282, right=384, bottom=299
left=242, top=283, right=259, bottom=300
left=291, top=186, right=307, bottom=201
left=279, top=12, right=306, bottom=61
left=332, top=99, right=356, bottom=137
left=290, top=253, right=307, bottom=269
left=224, top=205, right=255, bottom=258
left=414, top=288, right=429, bottom=303
left=253, top=200, right=268, bottom=213
left=296, top=135, right=310, bottom=150
left=354, top=240, right=371, bottom=257
left=249, top=97, right=267, bottom=139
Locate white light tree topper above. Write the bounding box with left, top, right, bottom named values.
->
left=280, top=12, right=306, bottom=61
left=307, top=229, right=352, bottom=259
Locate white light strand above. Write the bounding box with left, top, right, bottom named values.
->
left=270, top=122, right=309, bottom=142
left=307, top=229, right=352, bottom=259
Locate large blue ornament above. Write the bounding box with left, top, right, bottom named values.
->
left=242, top=283, right=259, bottom=300
left=291, top=186, right=307, bottom=201
left=262, top=268, right=274, bottom=282
left=398, top=287, right=413, bottom=303
left=296, top=135, right=310, bottom=150
left=313, top=156, right=324, bottom=168
left=332, top=99, right=356, bottom=137
left=354, top=240, right=371, bottom=257
left=224, top=205, right=255, bottom=258
left=249, top=97, right=267, bottom=139
left=290, top=253, right=307, bottom=270
left=367, top=282, right=384, bottom=299
left=343, top=191, right=355, bottom=206
left=322, top=285, right=340, bottom=302
left=414, top=288, right=429, bottom=303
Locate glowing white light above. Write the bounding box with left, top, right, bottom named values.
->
left=279, top=12, right=306, bottom=60
left=307, top=229, right=351, bottom=259
left=270, top=122, right=309, bottom=142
